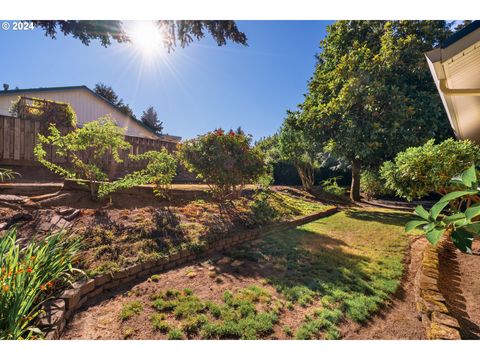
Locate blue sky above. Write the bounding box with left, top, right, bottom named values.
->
left=0, top=20, right=333, bottom=140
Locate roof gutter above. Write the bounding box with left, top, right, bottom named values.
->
left=439, top=79, right=480, bottom=96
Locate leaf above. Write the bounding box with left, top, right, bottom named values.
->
left=405, top=220, right=428, bottom=232
left=429, top=201, right=449, bottom=220
left=443, top=212, right=467, bottom=226
left=465, top=202, right=480, bottom=221
left=451, top=228, right=473, bottom=254
left=425, top=227, right=445, bottom=245
left=462, top=222, right=480, bottom=234
left=461, top=165, right=477, bottom=188
left=438, top=190, right=478, bottom=203
left=414, top=205, right=429, bottom=220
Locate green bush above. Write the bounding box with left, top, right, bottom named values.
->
left=320, top=177, right=345, bottom=197
left=98, top=149, right=177, bottom=199
left=0, top=229, right=82, bottom=339
left=380, top=139, right=480, bottom=201
left=360, top=170, right=388, bottom=199
left=177, top=128, right=267, bottom=200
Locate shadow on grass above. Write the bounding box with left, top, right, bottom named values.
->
left=344, top=209, right=415, bottom=227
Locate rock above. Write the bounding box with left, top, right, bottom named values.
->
left=231, top=260, right=244, bottom=267
left=55, top=218, right=70, bottom=229
left=39, top=222, right=52, bottom=232
left=50, top=214, right=62, bottom=225
left=0, top=222, right=7, bottom=231
left=216, top=257, right=231, bottom=265
left=432, top=311, right=460, bottom=329
left=63, top=209, right=80, bottom=221
left=427, top=322, right=461, bottom=340
left=57, top=207, right=74, bottom=216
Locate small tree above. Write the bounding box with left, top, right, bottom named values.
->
left=141, top=106, right=163, bottom=134
left=99, top=149, right=177, bottom=199
left=277, top=111, right=323, bottom=191
left=380, top=139, right=480, bottom=201
left=34, top=116, right=131, bottom=200
left=178, top=128, right=266, bottom=200
left=93, top=82, right=135, bottom=118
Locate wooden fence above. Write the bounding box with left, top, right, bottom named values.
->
left=0, top=115, right=181, bottom=179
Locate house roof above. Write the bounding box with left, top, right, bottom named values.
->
left=0, top=85, right=181, bottom=143
left=425, top=21, right=480, bottom=142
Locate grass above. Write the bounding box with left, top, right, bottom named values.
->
left=226, top=207, right=418, bottom=339
left=148, top=286, right=281, bottom=339
left=119, top=301, right=143, bottom=321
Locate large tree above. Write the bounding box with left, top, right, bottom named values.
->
left=93, top=82, right=135, bottom=118
left=141, top=106, right=163, bottom=134
left=32, top=20, right=247, bottom=50
left=300, top=21, right=455, bottom=201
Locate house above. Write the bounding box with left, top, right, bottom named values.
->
left=426, top=21, right=480, bottom=142
left=0, top=85, right=181, bottom=143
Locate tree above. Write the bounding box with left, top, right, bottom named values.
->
left=32, top=21, right=247, bottom=50
left=277, top=111, right=323, bottom=191
left=178, top=128, right=266, bottom=200
left=93, top=82, right=135, bottom=118
left=300, top=21, right=455, bottom=201
left=141, top=106, right=163, bottom=134
left=34, top=116, right=132, bottom=200
left=380, top=139, right=480, bottom=201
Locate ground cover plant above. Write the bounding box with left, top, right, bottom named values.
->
left=0, top=229, right=81, bottom=339
left=74, top=187, right=332, bottom=276
left=62, top=206, right=417, bottom=340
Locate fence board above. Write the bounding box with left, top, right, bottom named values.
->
left=0, top=115, right=179, bottom=178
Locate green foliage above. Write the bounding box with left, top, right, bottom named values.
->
left=98, top=149, right=177, bottom=199
left=406, top=165, right=480, bottom=254
left=320, top=177, right=345, bottom=197
left=0, top=229, right=82, bottom=339
left=381, top=139, right=480, bottom=200
left=93, top=83, right=135, bottom=118
left=119, top=301, right=143, bottom=321
left=9, top=96, right=77, bottom=129
left=177, top=128, right=267, bottom=200
left=34, top=116, right=131, bottom=200
left=249, top=191, right=279, bottom=225
left=0, top=168, right=20, bottom=182
left=141, top=106, right=163, bottom=134
left=167, top=328, right=184, bottom=340
left=33, top=20, right=247, bottom=50
left=300, top=21, right=454, bottom=200
left=360, top=170, right=389, bottom=199
left=277, top=111, right=323, bottom=191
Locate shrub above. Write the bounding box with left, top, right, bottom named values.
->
left=406, top=164, right=480, bottom=254
left=380, top=139, right=480, bottom=201
left=0, top=229, right=81, bottom=339
left=34, top=116, right=131, bottom=200
left=167, top=328, right=184, bottom=340
left=177, top=128, right=266, bottom=200
left=98, top=149, right=177, bottom=199
left=360, top=170, right=388, bottom=199
left=320, top=177, right=345, bottom=197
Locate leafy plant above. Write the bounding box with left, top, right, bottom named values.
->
left=320, top=177, right=345, bottom=197
left=0, top=168, right=20, bottom=182
left=360, top=170, right=388, bottom=199
left=119, top=301, right=143, bottom=321
left=34, top=116, right=131, bottom=200
left=0, top=229, right=82, bottom=339
left=406, top=165, right=480, bottom=253
left=177, top=128, right=266, bottom=200
left=381, top=139, right=480, bottom=201
left=98, top=149, right=177, bottom=199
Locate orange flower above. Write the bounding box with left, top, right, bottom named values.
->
left=47, top=281, right=54, bottom=288
left=40, top=284, right=47, bottom=291
left=17, top=268, right=23, bottom=274
left=30, top=256, right=36, bottom=261
left=2, top=285, right=9, bottom=292
left=26, top=268, right=33, bottom=273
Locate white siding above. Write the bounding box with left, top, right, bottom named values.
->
left=0, top=88, right=158, bottom=139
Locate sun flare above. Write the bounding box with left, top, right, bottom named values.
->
left=128, top=21, right=166, bottom=58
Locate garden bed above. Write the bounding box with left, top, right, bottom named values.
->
left=62, top=207, right=419, bottom=340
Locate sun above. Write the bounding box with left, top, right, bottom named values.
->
left=128, top=21, right=166, bottom=58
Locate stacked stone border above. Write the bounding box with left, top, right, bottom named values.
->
left=415, top=235, right=461, bottom=339
left=39, top=207, right=338, bottom=339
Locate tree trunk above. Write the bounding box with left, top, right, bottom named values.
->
left=350, top=159, right=361, bottom=202
left=297, top=163, right=314, bottom=192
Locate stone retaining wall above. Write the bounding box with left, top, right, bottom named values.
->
left=39, top=207, right=338, bottom=339
left=415, top=235, right=461, bottom=340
